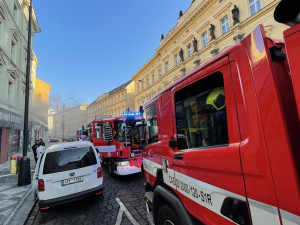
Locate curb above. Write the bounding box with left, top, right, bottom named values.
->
left=24, top=197, right=38, bottom=225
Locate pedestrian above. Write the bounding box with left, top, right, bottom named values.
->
left=36, top=141, right=45, bottom=159
left=32, top=140, right=39, bottom=163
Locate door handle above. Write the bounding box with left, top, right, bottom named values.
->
left=174, top=154, right=183, bottom=160
left=220, top=197, right=250, bottom=225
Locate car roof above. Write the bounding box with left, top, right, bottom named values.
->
left=45, top=141, right=93, bottom=153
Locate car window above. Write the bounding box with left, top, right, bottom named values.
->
left=43, top=146, right=97, bottom=174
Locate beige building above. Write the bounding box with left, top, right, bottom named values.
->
left=47, top=108, right=56, bottom=136
left=132, top=0, right=288, bottom=110
left=53, top=104, right=88, bottom=138
left=86, top=80, right=136, bottom=123
left=0, top=0, right=40, bottom=163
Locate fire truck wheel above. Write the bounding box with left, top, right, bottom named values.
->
left=157, top=205, right=180, bottom=225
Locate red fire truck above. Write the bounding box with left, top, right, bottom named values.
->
left=131, top=1, right=300, bottom=224
left=86, top=113, right=143, bottom=176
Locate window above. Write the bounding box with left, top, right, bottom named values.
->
left=137, top=84, right=139, bottom=93
left=145, top=104, right=158, bottom=145
left=95, top=124, right=103, bottom=139
left=174, top=54, right=179, bottom=66
left=146, top=78, right=149, bottom=88
left=165, top=62, right=169, bottom=73
left=187, top=44, right=192, bottom=58
left=175, top=72, right=228, bottom=150
left=249, top=0, right=261, bottom=15
left=43, top=147, right=97, bottom=174
left=202, top=32, right=208, bottom=47
left=152, top=74, right=155, bottom=84
left=221, top=17, right=230, bottom=34
left=158, top=69, right=162, bottom=79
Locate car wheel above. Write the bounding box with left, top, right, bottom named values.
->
left=157, top=205, right=180, bottom=225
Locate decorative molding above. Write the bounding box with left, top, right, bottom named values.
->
left=195, top=21, right=211, bottom=34
left=210, top=48, right=219, bottom=57
left=213, top=2, right=232, bottom=19
left=0, top=3, right=7, bottom=22
left=182, top=34, right=194, bottom=45
left=162, top=55, right=169, bottom=62
left=233, top=33, right=245, bottom=43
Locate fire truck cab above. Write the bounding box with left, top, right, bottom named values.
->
left=86, top=114, right=143, bottom=176
left=140, top=2, right=300, bottom=225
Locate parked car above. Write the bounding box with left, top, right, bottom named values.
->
left=32, top=141, right=103, bottom=211
left=66, top=135, right=76, bottom=142
left=49, top=136, right=59, bottom=142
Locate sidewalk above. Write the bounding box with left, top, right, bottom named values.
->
left=0, top=150, right=37, bottom=225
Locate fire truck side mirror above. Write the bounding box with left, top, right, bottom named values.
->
left=126, top=116, right=136, bottom=127
left=169, top=138, right=177, bottom=150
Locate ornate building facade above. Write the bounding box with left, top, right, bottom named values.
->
left=0, top=0, right=40, bottom=163
left=132, top=0, right=288, bottom=110
left=86, top=80, right=136, bottom=123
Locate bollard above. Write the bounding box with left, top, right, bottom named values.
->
left=18, top=156, right=31, bottom=186
left=10, top=155, right=22, bottom=174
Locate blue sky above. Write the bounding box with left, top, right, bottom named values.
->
left=33, top=0, right=192, bottom=108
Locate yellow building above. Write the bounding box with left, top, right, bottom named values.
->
left=87, top=80, right=136, bottom=123
left=133, top=0, right=288, bottom=109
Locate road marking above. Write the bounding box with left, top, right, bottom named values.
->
left=0, top=174, right=15, bottom=178
left=115, top=198, right=139, bottom=225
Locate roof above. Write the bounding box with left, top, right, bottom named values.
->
left=46, top=141, right=93, bottom=152
left=108, top=80, right=132, bottom=96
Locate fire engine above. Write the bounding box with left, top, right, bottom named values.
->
left=130, top=1, right=300, bottom=224
left=86, top=113, right=143, bottom=176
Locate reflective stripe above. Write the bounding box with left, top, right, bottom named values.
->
left=280, top=209, right=300, bottom=225
left=144, top=158, right=299, bottom=224
left=96, top=145, right=116, bottom=153
left=143, top=157, right=161, bottom=176
left=164, top=167, right=246, bottom=224
left=248, top=199, right=280, bottom=225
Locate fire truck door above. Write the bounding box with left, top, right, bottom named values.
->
left=170, top=57, right=249, bottom=225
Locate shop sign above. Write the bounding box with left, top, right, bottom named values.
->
left=0, top=108, right=23, bottom=129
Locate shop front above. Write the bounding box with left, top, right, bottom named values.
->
left=0, top=108, right=23, bottom=163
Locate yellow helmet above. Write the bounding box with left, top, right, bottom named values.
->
left=206, top=87, right=225, bottom=110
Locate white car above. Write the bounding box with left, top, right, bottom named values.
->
left=33, top=141, right=103, bottom=210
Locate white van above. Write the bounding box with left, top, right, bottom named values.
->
left=33, top=141, right=103, bottom=210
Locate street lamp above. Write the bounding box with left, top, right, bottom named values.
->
left=138, top=80, right=152, bottom=99
left=62, top=98, right=73, bottom=142
left=18, top=0, right=33, bottom=186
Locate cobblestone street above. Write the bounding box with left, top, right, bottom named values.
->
left=29, top=167, right=149, bottom=225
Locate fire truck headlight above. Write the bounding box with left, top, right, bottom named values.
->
left=117, top=161, right=130, bottom=166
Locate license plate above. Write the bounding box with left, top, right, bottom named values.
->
left=61, top=176, right=84, bottom=186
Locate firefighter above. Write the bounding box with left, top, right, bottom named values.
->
left=205, top=87, right=228, bottom=146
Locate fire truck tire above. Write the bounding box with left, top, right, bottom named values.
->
left=157, top=205, right=180, bottom=225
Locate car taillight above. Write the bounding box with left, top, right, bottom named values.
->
left=38, top=179, right=45, bottom=192
left=97, top=167, right=102, bottom=178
